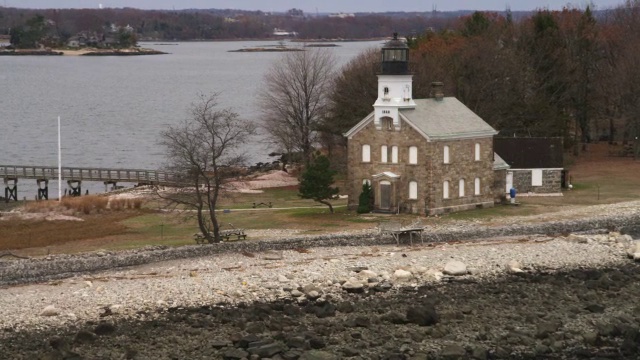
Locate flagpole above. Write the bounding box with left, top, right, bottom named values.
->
left=58, top=116, right=62, bottom=201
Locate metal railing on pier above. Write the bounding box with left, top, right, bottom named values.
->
left=0, top=165, right=182, bottom=185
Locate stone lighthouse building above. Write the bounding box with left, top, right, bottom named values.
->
left=344, top=34, right=500, bottom=215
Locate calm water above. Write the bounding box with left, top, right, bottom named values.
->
left=0, top=40, right=381, bottom=198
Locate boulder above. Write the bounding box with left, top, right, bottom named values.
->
left=441, top=344, right=466, bottom=358
left=342, top=280, right=364, bottom=293
left=40, top=305, right=59, bottom=317
left=506, top=260, right=524, bottom=274
left=627, top=241, right=640, bottom=258
left=392, top=269, right=413, bottom=281
left=406, top=305, right=438, bottom=326
left=358, top=269, right=377, bottom=279
left=425, top=269, right=444, bottom=281
left=443, top=261, right=467, bottom=276
left=299, top=350, right=338, bottom=360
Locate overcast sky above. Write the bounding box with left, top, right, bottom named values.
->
left=1, top=0, right=627, bottom=12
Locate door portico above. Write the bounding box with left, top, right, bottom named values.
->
left=372, top=172, right=400, bottom=212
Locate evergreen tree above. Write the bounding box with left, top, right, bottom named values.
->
left=357, top=182, right=373, bottom=214
left=298, top=155, right=339, bottom=213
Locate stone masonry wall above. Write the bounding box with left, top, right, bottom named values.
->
left=347, top=118, right=495, bottom=215
left=427, top=137, right=495, bottom=215
left=512, top=169, right=562, bottom=194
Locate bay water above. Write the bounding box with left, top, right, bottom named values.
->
left=0, top=40, right=381, bottom=199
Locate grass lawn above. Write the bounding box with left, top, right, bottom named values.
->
left=2, top=142, right=640, bottom=256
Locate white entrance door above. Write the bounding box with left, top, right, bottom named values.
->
left=506, top=172, right=513, bottom=193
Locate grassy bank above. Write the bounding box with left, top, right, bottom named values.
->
left=2, top=143, right=640, bottom=256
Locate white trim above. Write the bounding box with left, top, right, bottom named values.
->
left=344, top=112, right=375, bottom=138
left=474, top=177, right=480, bottom=195
left=509, top=168, right=564, bottom=171
left=443, top=180, right=449, bottom=199
left=459, top=178, right=465, bottom=197
left=443, top=145, right=450, bottom=164
left=381, top=145, right=388, bottom=163
left=361, top=144, right=371, bottom=162
left=391, top=146, right=398, bottom=163
left=531, top=169, right=543, bottom=186
left=409, top=146, right=418, bottom=164
left=409, top=181, right=417, bottom=199
left=372, top=171, right=400, bottom=179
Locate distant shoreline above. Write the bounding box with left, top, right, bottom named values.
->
left=0, top=47, right=167, bottom=56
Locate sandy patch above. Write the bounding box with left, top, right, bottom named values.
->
left=0, top=212, right=83, bottom=222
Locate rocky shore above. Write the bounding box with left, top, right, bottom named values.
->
left=2, top=201, right=640, bottom=359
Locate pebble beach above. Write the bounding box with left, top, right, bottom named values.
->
left=2, top=201, right=640, bottom=359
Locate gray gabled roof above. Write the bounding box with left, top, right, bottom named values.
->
left=343, top=97, right=498, bottom=141
left=399, top=97, right=497, bottom=140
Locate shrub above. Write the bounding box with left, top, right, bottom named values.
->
left=357, top=182, right=373, bottom=214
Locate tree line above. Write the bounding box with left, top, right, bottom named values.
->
left=315, top=2, right=640, bottom=168
left=0, top=6, right=500, bottom=41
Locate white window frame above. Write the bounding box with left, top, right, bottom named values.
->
left=443, top=145, right=450, bottom=164
left=409, top=146, right=418, bottom=164
left=532, top=169, right=543, bottom=186
left=459, top=179, right=465, bottom=197
left=381, top=145, right=388, bottom=163
left=443, top=180, right=449, bottom=199
left=474, top=177, right=481, bottom=195
left=362, top=144, right=370, bottom=163
left=409, top=181, right=417, bottom=199
left=475, top=143, right=480, bottom=161
left=391, top=146, right=398, bottom=163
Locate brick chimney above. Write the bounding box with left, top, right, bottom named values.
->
left=430, top=82, right=444, bottom=101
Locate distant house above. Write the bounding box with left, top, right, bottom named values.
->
left=344, top=34, right=500, bottom=215
left=494, top=137, right=564, bottom=195
left=273, top=28, right=298, bottom=37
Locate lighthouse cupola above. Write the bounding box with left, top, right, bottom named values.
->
left=381, top=32, right=409, bottom=75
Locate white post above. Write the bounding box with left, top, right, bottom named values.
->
left=58, top=116, right=62, bottom=201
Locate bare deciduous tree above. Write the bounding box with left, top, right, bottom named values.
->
left=259, top=48, right=336, bottom=165
left=158, top=93, right=256, bottom=243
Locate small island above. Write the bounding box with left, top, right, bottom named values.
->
left=229, top=46, right=304, bottom=53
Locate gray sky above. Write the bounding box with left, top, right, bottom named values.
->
left=2, top=1, right=626, bottom=12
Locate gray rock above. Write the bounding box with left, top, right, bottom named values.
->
left=263, top=250, right=284, bottom=260
left=209, top=339, right=230, bottom=349
left=299, top=350, right=338, bottom=360
left=286, top=336, right=307, bottom=349
left=73, top=330, right=96, bottom=344
left=247, top=342, right=286, bottom=357
left=223, top=348, right=249, bottom=360
left=441, top=344, right=466, bottom=358
left=393, top=269, right=412, bottom=281
left=94, top=322, right=116, bottom=335
left=40, top=305, right=59, bottom=317
left=406, top=305, right=438, bottom=326
left=443, top=261, right=467, bottom=276
left=471, top=345, right=488, bottom=360
left=341, top=280, right=364, bottom=293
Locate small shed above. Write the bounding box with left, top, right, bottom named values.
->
left=494, top=137, right=564, bottom=195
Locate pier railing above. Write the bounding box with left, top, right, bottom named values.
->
left=0, top=165, right=183, bottom=185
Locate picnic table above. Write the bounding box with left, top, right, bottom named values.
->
left=193, top=223, right=246, bottom=244
left=378, top=222, right=424, bottom=246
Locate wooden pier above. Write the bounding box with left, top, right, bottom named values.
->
left=0, top=165, right=183, bottom=201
